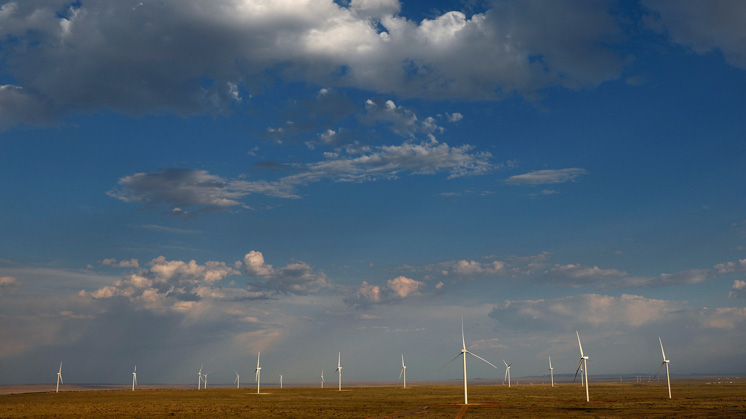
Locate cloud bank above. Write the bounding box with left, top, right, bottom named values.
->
left=0, top=0, right=627, bottom=125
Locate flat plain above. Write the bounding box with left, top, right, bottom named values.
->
left=1, top=381, right=744, bottom=418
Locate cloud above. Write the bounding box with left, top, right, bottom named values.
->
left=107, top=168, right=249, bottom=216
left=698, top=307, right=746, bottom=330
left=344, top=276, right=424, bottom=309
left=0, top=0, right=626, bottom=125
left=714, top=258, right=746, bottom=273
left=617, top=269, right=710, bottom=288
left=101, top=258, right=139, bottom=268
left=420, top=259, right=507, bottom=280
left=112, top=140, right=495, bottom=215
left=644, top=0, right=746, bottom=70
left=541, top=264, right=626, bottom=287
left=239, top=251, right=329, bottom=295
left=506, top=168, right=588, bottom=185
left=729, top=280, right=746, bottom=299
left=360, top=98, right=444, bottom=138
left=0, top=276, right=18, bottom=295
left=489, top=294, right=682, bottom=331
left=81, top=256, right=249, bottom=313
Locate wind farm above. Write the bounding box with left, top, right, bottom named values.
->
left=2, top=378, right=743, bottom=418
left=2, top=328, right=743, bottom=418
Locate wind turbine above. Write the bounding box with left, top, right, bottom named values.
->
left=503, top=360, right=512, bottom=387
left=234, top=371, right=240, bottom=389
left=279, top=373, right=283, bottom=389
left=197, top=364, right=203, bottom=390
left=255, top=352, right=261, bottom=394
left=56, top=362, right=63, bottom=393
left=321, top=370, right=325, bottom=388
left=335, top=352, right=342, bottom=391
left=203, top=371, right=209, bottom=389
left=574, top=331, right=589, bottom=402
left=547, top=356, right=554, bottom=388
left=132, top=365, right=137, bottom=391
left=654, top=337, right=672, bottom=399
left=399, top=354, right=407, bottom=389
left=439, top=319, right=498, bottom=405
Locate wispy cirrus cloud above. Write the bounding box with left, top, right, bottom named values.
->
left=111, top=139, right=496, bottom=215
left=506, top=168, right=588, bottom=185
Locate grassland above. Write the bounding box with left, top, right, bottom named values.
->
left=1, top=381, right=744, bottom=418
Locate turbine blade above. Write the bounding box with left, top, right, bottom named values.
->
left=467, top=351, right=498, bottom=369
left=461, top=318, right=466, bottom=350
left=399, top=368, right=404, bottom=380
left=659, top=337, right=666, bottom=360
left=438, top=352, right=463, bottom=371
left=576, top=331, right=584, bottom=357
left=654, top=362, right=665, bottom=378
left=574, top=359, right=583, bottom=382
left=402, top=354, right=405, bottom=368
left=549, top=356, right=552, bottom=369
left=503, top=359, right=508, bottom=367
left=257, top=352, right=260, bottom=368
left=504, top=368, right=508, bottom=381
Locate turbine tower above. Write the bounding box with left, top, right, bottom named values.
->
left=234, top=371, right=240, bottom=389
left=654, top=337, right=672, bottom=399
left=399, top=354, right=407, bottom=389
left=503, top=359, right=512, bottom=387
left=197, top=364, right=203, bottom=390
left=574, top=331, right=590, bottom=402
left=547, top=356, right=554, bottom=387
left=255, top=352, right=261, bottom=394
left=321, top=369, right=325, bottom=388
left=335, top=352, right=342, bottom=391
left=439, top=319, right=498, bottom=405
left=56, top=362, right=63, bottom=393
left=132, top=365, right=137, bottom=391
left=279, top=373, right=283, bottom=389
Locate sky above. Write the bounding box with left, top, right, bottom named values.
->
left=1, top=0, right=745, bottom=386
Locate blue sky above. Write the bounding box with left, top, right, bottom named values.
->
left=1, top=0, right=745, bottom=385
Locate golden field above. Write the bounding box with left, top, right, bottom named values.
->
left=1, top=380, right=744, bottom=418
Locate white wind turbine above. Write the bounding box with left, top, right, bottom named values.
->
left=234, top=371, right=240, bottom=389
left=279, top=373, right=283, bottom=389
left=321, top=370, right=325, bottom=388
left=255, top=352, right=261, bottom=394
left=654, top=337, right=672, bottom=399
left=203, top=371, right=209, bottom=389
left=574, top=331, right=590, bottom=402
left=439, top=319, right=498, bottom=405
left=547, top=356, right=554, bottom=387
left=335, top=352, right=342, bottom=391
left=56, top=362, right=63, bottom=393
left=399, top=354, right=407, bottom=389
left=132, top=365, right=137, bottom=391
left=502, top=359, right=512, bottom=387
left=197, top=364, right=203, bottom=390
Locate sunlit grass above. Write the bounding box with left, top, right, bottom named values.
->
left=1, top=381, right=744, bottom=418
